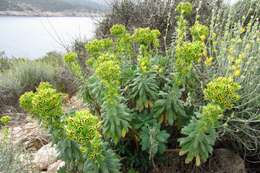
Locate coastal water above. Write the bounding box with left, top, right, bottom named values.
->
left=0, top=17, right=97, bottom=59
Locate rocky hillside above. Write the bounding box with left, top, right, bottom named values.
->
left=0, top=0, right=109, bottom=12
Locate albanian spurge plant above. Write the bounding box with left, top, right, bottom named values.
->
left=178, top=77, right=241, bottom=165
left=174, top=2, right=209, bottom=86
left=174, top=2, right=242, bottom=166
left=20, top=83, right=121, bottom=173
left=178, top=103, right=223, bottom=166
left=19, top=1, right=259, bottom=172
left=65, top=110, right=121, bottom=173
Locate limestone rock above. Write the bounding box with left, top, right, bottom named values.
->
left=47, top=160, right=65, bottom=173
left=33, top=143, right=58, bottom=170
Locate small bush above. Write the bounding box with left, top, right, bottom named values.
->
left=41, top=51, right=77, bottom=96
left=64, top=2, right=259, bottom=170
left=96, top=0, right=223, bottom=50
left=20, top=83, right=121, bottom=172
left=0, top=52, right=12, bottom=72
left=206, top=0, right=260, bottom=155
left=0, top=115, right=11, bottom=126
left=0, top=60, right=56, bottom=108
left=0, top=128, right=38, bottom=173
left=39, top=51, right=64, bottom=66
left=0, top=53, right=77, bottom=111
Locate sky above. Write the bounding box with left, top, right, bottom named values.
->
left=228, top=0, right=239, bottom=4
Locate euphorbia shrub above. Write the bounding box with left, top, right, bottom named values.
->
left=20, top=83, right=121, bottom=172
left=20, top=1, right=259, bottom=172
left=64, top=4, right=224, bottom=168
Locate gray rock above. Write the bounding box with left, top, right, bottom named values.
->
left=33, top=143, right=58, bottom=170
left=47, top=160, right=65, bottom=173
left=151, top=148, right=246, bottom=173
left=211, top=148, right=246, bottom=173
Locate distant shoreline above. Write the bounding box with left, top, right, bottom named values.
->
left=0, top=10, right=105, bottom=17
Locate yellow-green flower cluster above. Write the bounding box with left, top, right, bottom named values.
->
left=94, top=54, right=122, bottom=104
left=64, top=51, right=77, bottom=63
left=19, top=82, right=63, bottom=127
left=137, top=44, right=154, bottom=73
left=32, top=86, right=63, bottom=120
left=110, top=24, right=133, bottom=56
left=204, top=77, right=241, bottom=109
left=0, top=115, right=11, bottom=126
left=116, top=32, right=133, bottom=55
left=65, top=110, right=103, bottom=161
left=176, top=2, right=192, bottom=16
left=138, top=54, right=150, bottom=73
left=19, top=91, right=35, bottom=112
left=64, top=52, right=83, bottom=79
left=176, top=41, right=204, bottom=63
left=85, top=38, right=113, bottom=58
left=201, top=103, right=223, bottom=126
left=86, top=25, right=161, bottom=75
left=95, top=54, right=121, bottom=86
left=132, top=27, right=161, bottom=48
left=37, top=82, right=53, bottom=91
left=190, top=22, right=209, bottom=42
left=175, top=41, right=204, bottom=80
left=174, top=3, right=207, bottom=84
left=190, top=21, right=212, bottom=66
left=110, top=24, right=127, bottom=37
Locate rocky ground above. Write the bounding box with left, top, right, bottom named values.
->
left=152, top=148, right=247, bottom=173
left=7, top=116, right=63, bottom=173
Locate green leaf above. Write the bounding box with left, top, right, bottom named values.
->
left=140, top=122, right=169, bottom=159
left=102, top=100, right=132, bottom=142
left=153, top=85, right=186, bottom=125
left=178, top=104, right=223, bottom=166
left=128, top=72, right=159, bottom=111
